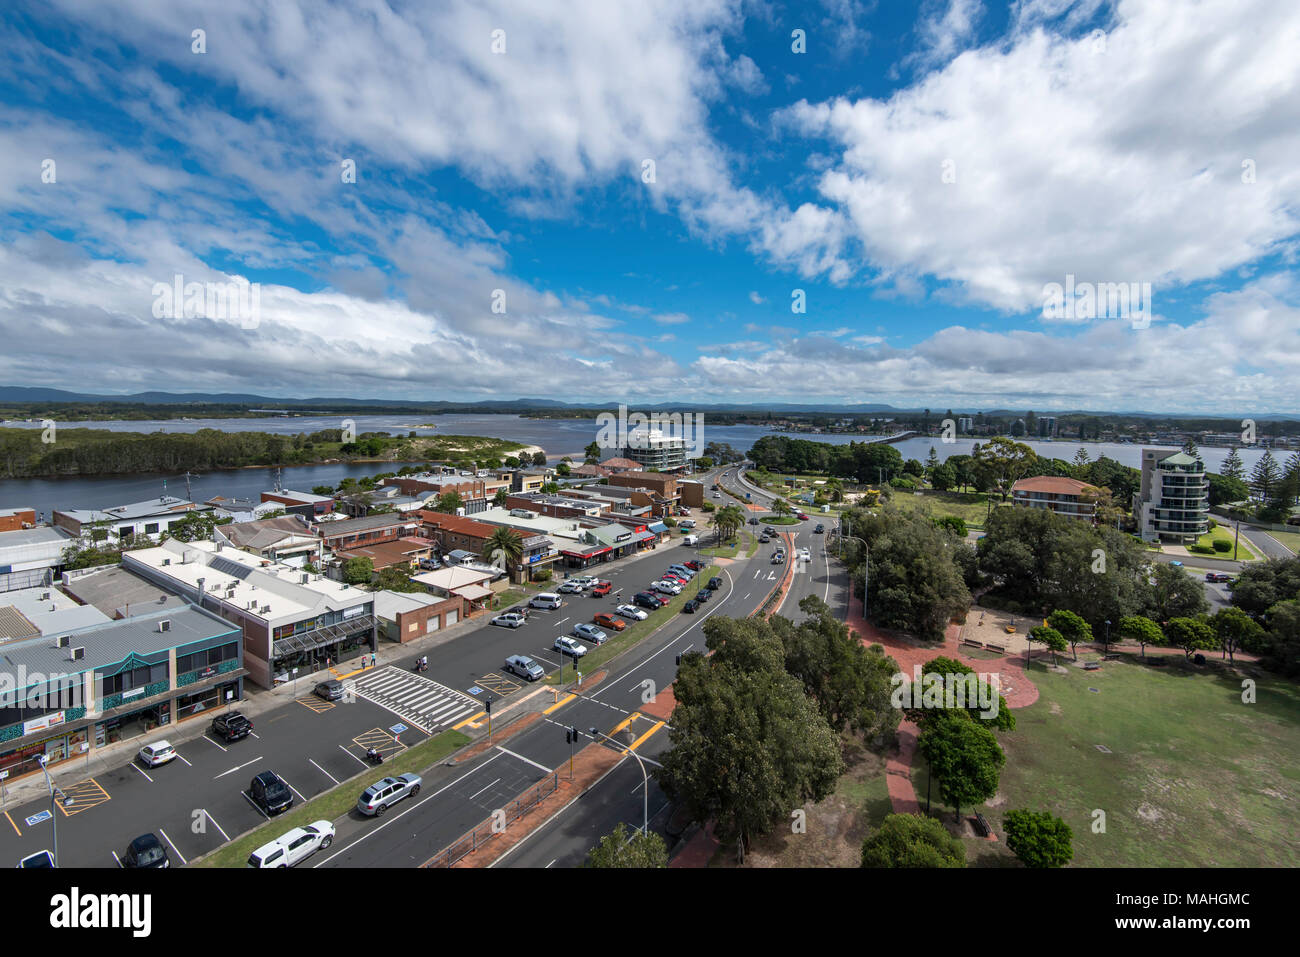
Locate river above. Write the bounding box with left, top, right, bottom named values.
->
left=0, top=413, right=1281, bottom=520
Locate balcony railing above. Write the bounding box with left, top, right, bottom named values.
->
left=272, top=614, right=375, bottom=658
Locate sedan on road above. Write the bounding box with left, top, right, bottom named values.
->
left=137, top=741, right=178, bottom=768
left=357, top=774, right=423, bottom=817
left=616, top=604, right=648, bottom=621
left=491, top=611, right=527, bottom=628
left=592, top=613, right=626, bottom=632
left=573, top=623, right=609, bottom=644
left=554, top=636, right=588, bottom=659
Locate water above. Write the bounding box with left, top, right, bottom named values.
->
left=0, top=413, right=1282, bottom=518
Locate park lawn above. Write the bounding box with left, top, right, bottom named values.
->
left=761, top=515, right=799, bottom=526
left=1189, top=524, right=1259, bottom=561
left=1264, top=529, right=1300, bottom=555
left=888, top=489, right=998, bottom=529
left=699, top=529, right=754, bottom=559
left=914, top=657, right=1300, bottom=867
left=194, top=728, right=470, bottom=867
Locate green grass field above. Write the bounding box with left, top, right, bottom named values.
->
left=913, top=657, right=1300, bottom=867
left=1188, top=524, right=1259, bottom=561
left=1265, top=529, right=1300, bottom=554
left=888, top=489, right=1000, bottom=529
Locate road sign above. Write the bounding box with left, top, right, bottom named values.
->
left=389, top=723, right=408, bottom=735
left=25, top=810, right=52, bottom=827
left=468, top=686, right=482, bottom=695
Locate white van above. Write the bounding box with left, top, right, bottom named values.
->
left=682, top=535, right=699, bottom=546
left=530, top=593, right=563, bottom=609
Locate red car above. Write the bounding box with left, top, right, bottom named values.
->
left=590, top=580, right=612, bottom=596
left=592, top=613, right=626, bottom=632
left=662, top=573, right=689, bottom=584
left=796, top=512, right=809, bottom=521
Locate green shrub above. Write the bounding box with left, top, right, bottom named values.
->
left=533, top=569, right=552, bottom=582
left=1188, top=544, right=1216, bottom=555
left=1212, top=539, right=1232, bottom=552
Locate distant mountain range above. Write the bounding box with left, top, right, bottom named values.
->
left=0, top=386, right=1290, bottom=420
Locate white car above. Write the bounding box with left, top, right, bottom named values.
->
left=553, top=636, right=588, bottom=658
left=137, top=741, right=178, bottom=768
left=616, top=604, right=648, bottom=621
left=798, top=548, right=811, bottom=562
left=652, top=580, right=682, bottom=595
left=491, top=612, right=527, bottom=628
left=247, top=820, right=336, bottom=868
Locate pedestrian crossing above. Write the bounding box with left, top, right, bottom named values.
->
left=350, top=667, right=478, bottom=733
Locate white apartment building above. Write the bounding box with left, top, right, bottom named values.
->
left=1133, top=449, right=1210, bottom=544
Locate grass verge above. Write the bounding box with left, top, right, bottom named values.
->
left=194, top=728, right=470, bottom=868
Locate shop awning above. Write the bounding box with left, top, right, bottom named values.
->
left=648, top=522, right=668, bottom=533
left=451, top=583, right=493, bottom=602
left=561, top=545, right=611, bottom=558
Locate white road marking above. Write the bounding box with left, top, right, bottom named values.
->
left=176, top=753, right=193, bottom=767
left=496, top=746, right=551, bottom=773
left=215, top=757, right=262, bottom=779
left=282, top=777, right=307, bottom=804
left=310, top=759, right=340, bottom=785
left=339, top=744, right=368, bottom=767
left=203, top=736, right=228, bottom=753
left=130, top=763, right=154, bottom=783
left=158, top=828, right=188, bottom=865
left=468, top=777, right=502, bottom=801
left=202, top=810, right=231, bottom=843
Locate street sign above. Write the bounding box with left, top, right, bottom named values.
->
left=389, top=723, right=408, bottom=735
left=468, top=686, right=482, bottom=695
left=25, top=810, right=52, bottom=827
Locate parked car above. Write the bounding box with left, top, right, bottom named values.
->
left=212, top=711, right=253, bottom=742
left=678, top=519, right=696, bottom=529
left=695, top=589, right=710, bottom=603
left=616, top=604, right=649, bottom=621
left=652, top=581, right=682, bottom=596
left=707, top=576, right=723, bottom=590
left=570, top=576, right=598, bottom=589
left=504, top=654, right=545, bottom=680
left=16, top=850, right=54, bottom=868
left=796, top=513, right=809, bottom=521
left=553, top=636, right=588, bottom=659
left=491, top=611, right=527, bottom=628
left=633, top=592, right=662, bottom=610
left=667, top=564, right=696, bottom=577
left=592, top=613, right=626, bottom=632
left=247, top=821, right=335, bottom=868
left=590, top=580, right=612, bottom=596
left=121, top=833, right=170, bottom=869
left=573, top=623, right=609, bottom=644
left=357, top=774, right=422, bottom=817
left=557, top=581, right=583, bottom=594
left=682, top=599, right=699, bottom=613
left=683, top=560, right=704, bottom=570
left=137, top=740, right=177, bottom=768
left=249, top=771, right=294, bottom=816
left=661, top=573, right=689, bottom=585
left=530, top=593, right=563, bottom=609
left=314, top=679, right=345, bottom=701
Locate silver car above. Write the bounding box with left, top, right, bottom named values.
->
left=553, top=636, right=588, bottom=659
left=357, top=773, right=422, bottom=817
left=504, top=654, right=545, bottom=681
left=491, top=612, right=527, bottom=628
left=573, top=623, right=608, bottom=645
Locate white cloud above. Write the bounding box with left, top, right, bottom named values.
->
left=748, top=291, right=767, bottom=304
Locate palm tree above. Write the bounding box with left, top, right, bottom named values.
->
left=484, top=526, right=523, bottom=575
left=714, top=504, right=744, bottom=543
left=772, top=498, right=792, bottom=517
left=826, top=478, right=844, bottom=503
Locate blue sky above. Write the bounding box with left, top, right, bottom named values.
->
left=1, top=0, right=1297, bottom=413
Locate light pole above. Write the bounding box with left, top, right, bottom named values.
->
left=837, top=517, right=870, bottom=616
left=591, top=727, right=649, bottom=835
left=1104, top=619, right=1111, bottom=653
left=37, top=755, right=73, bottom=867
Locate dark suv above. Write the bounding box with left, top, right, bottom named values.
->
left=249, top=771, right=293, bottom=815
left=633, top=591, right=662, bottom=610
left=212, top=711, right=253, bottom=742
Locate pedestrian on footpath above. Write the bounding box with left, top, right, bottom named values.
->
left=371, top=652, right=377, bottom=668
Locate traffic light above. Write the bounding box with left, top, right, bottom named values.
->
left=484, top=697, right=492, bottom=713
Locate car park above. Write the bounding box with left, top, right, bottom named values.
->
left=504, top=654, right=545, bottom=681
left=491, top=611, right=527, bottom=628
left=707, top=576, right=723, bottom=590
left=530, top=593, right=563, bottom=609
left=314, top=679, right=345, bottom=701
left=137, top=740, right=177, bottom=768
left=573, top=623, right=609, bottom=644
left=212, top=711, right=253, bottom=742
left=357, top=774, right=422, bottom=817
left=590, top=580, right=612, bottom=596
left=616, top=604, right=649, bottom=621
left=682, top=599, right=699, bottom=613
left=249, top=771, right=294, bottom=816
left=247, top=821, right=335, bottom=868
left=592, top=613, right=626, bottom=632
left=554, top=636, right=588, bottom=658
left=121, top=833, right=170, bottom=869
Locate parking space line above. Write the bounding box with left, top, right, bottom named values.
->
left=339, top=744, right=368, bottom=767
left=214, top=757, right=263, bottom=779
left=202, top=735, right=228, bottom=753
left=282, top=777, right=307, bottom=804
left=112, top=850, right=122, bottom=867
left=242, top=791, right=270, bottom=820
left=176, top=754, right=192, bottom=767
left=130, top=762, right=154, bottom=783
left=202, top=809, right=230, bottom=843
left=158, top=828, right=188, bottom=865
left=310, top=759, right=340, bottom=785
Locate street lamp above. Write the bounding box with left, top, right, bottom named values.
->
left=37, top=755, right=74, bottom=867
left=1104, top=619, right=1111, bottom=653
left=591, top=727, right=649, bottom=836
left=837, top=517, right=870, bottom=616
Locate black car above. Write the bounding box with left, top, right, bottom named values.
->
left=249, top=771, right=294, bottom=815
left=314, top=680, right=345, bottom=701
left=695, top=590, right=710, bottom=603
left=682, top=600, right=699, bottom=613
left=814, top=524, right=825, bottom=533
left=122, top=833, right=170, bottom=869
left=748, top=517, right=760, bottom=525
left=633, top=592, right=661, bottom=610
left=212, top=711, right=253, bottom=742
left=707, top=576, right=723, bottom=590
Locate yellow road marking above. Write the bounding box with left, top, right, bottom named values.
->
left=610, top=712, right=640, bottom=735
left=628, top=720, right=666, bottom=752
left=3, top=811, right=18, bottom=836
left=453, top=711, right=486, bottom=730
left=542, top=694, right=575, bottom=716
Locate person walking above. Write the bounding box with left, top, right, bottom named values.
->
left=371, top=652, right=377, bottom=668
